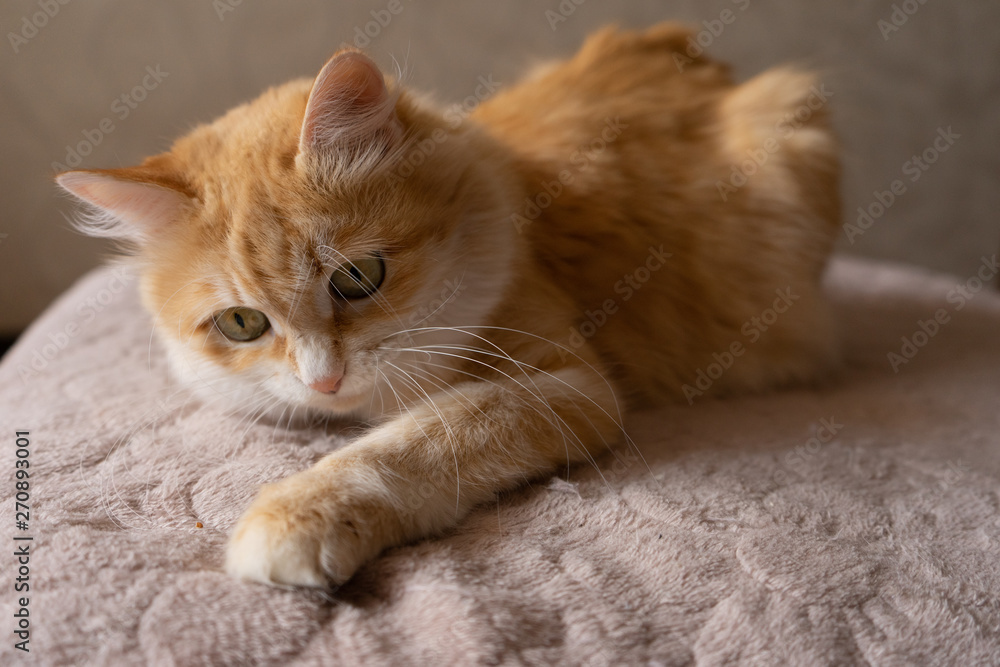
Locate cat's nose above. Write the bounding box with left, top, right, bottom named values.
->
left=309, top=375, right=343, bottom=394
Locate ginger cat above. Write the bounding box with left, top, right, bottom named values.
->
left=57, top=24, right=839, bottom=587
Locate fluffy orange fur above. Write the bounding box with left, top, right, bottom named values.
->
left=58, top=24, right=840, bottom=587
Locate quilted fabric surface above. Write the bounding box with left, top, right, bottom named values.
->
left=1, top=255, right=999, bottom=665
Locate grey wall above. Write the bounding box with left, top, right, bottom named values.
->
left=2, top=0, right=997, bottom=333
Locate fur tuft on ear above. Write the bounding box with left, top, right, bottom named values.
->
left=56, top=169, right=193, bottom=246
left=297, top=50, right=402, bottom=179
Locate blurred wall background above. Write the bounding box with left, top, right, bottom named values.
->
left=1, top=0, right=997, bottom=335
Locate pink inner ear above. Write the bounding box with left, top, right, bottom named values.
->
left=336, top=55, right=387, bottom=108
left=299, top=51, right=398, bottom=154
left=57, top=171, right=190, bottom=241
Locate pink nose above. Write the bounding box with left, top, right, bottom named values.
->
left=309, top=375, right=343, bottom=394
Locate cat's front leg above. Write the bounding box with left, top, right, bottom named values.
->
left=225, top=364, right=622, bottom=587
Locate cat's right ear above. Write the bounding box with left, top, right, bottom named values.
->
left=297, top=50, right=401, bottom=169
left=56, top=169, right=192, bottom=246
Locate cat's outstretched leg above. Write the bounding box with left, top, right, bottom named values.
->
left=225, top=363, right=622, bottom=587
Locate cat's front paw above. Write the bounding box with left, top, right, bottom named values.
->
left=225, top=468, right=380, bottom=587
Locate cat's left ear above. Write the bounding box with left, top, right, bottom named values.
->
left=297, top=50, right=401, bottom=165
left=56, top=165, right=194, bottom=246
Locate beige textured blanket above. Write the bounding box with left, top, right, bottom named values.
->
left=1, top=256, right=999, bottom=666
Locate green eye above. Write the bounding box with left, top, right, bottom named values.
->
left=214, top=306, right=271, bottom=342
left=329, top=255, right=386, bottom=300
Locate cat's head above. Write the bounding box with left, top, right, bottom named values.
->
left=57, top=50, right=519, bottom=419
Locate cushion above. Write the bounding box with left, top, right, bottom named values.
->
left=1, top=255, right=998, bottom=664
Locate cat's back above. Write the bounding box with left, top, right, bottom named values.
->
left=474, top=23, right=841, bottom=403
left=473, top=24, right=732, bottom=177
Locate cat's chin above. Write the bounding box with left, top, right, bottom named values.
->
left=298, top=389, right=377, bottom=418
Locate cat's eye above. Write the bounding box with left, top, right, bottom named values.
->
left=329, top=255, right=386, bottom=300
left=213, top=306, right=271, bottom=342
